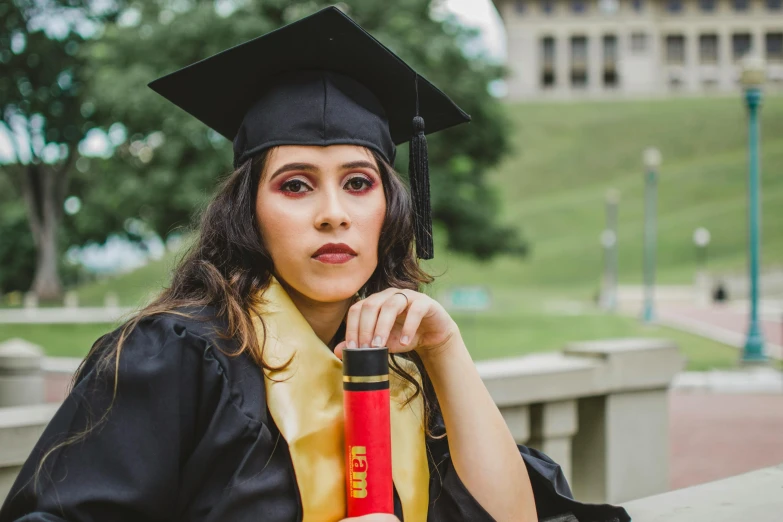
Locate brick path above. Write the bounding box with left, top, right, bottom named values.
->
left=655, top=302, right=783, bottom=359
left=669, top=390, right=783, bottom=489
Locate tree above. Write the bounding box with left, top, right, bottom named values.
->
left=0, top=0, right=121, bottom=299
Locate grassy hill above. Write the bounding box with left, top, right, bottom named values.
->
left=424, top=95, right=783, bottom=296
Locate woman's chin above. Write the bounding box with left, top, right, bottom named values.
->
left=288, top=272, right=366, bottom=303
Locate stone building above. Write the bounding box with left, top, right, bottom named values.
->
left=491, top=0, right=783, bottom=99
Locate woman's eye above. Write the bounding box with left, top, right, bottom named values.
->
left=281, top=179, right=311, bottom=193
left=346, top=176, right=373, bottom=191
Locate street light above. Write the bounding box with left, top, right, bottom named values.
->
left=600, top=189, right=620, bottom=312
left=641, top=148, right=661, bottom=324
left=739, top=53, right=767, bottom=364
left=692, top=227, right=711, bottom=268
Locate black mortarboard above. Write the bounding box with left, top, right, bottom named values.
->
left=147, top=5, right=470, bottom=259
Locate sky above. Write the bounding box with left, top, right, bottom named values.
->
left=437, top=0, right=506, bottom=63
left=2, top=0, right=506, bottom=273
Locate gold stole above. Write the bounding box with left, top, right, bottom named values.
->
left=250, top=275, right=430, bottom=521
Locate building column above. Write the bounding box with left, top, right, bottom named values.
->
left=589, top=31, right=603, bottom=96
left=649, top=28, right=663, bottom=94
left=556, top=31, right=570, bottom=98
left=719, top=27, right=734, bottom=90
left=686, top=28, right=700, bottom=92
left=752, top=26, right=765, bottom=58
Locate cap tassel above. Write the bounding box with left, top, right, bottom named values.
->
left=409, top=76, right=434, bottom=260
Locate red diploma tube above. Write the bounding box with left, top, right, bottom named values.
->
left=343, top=346, right=393, bottom=517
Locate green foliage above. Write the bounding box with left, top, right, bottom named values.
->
left=0, top=0, right=94, bottom=147
left=0, top=184, right=35, bottom=292
left=0, top=0, right=124, bottom=295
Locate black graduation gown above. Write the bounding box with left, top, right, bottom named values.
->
left=0, top=310, right=630, bottom=522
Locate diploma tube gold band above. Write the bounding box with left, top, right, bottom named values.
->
left=343, top=375, right=390, bottom=383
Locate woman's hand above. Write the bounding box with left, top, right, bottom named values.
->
left=333, top=287, right=459, bottom=360
left=340, top=513, right=400, bottom=522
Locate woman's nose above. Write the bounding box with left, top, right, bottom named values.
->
left=314, top=186, right=351, bottom=229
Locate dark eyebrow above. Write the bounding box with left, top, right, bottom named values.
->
left=268, top=160, right=379, bottom=182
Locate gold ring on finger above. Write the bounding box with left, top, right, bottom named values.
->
left=393, top=291, right=409, bottom=308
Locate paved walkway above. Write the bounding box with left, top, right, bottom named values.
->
left=656, top=302, right=783, bottom=359
left=670, top=390, right=783, bottom=490
left=618, top=299, right=783, bottom=360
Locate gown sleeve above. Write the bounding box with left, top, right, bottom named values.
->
left=424, top=408, right=631, bottom=522
left=0, top=313, right=227, bottom=522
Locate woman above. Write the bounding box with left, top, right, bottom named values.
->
left=0, top=7, right=629, bottom=522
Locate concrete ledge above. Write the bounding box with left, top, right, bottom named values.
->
left=0, top=307, right=133, bottom=324
left=477, top=339, right=685, bottom=406
left=0, top=404, right=59, bottom=467
left=624, top=463, right=783, bottom=521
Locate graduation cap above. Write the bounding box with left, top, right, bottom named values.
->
left=147, top=5, right=471, bottom=260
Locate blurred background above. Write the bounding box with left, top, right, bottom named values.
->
left=1, top=0, right=782, bottom=515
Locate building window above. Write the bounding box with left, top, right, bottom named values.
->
left=603, top=35, right=619, bottom=87
left=699, top=0, right=716, bottom=11
left=515, top=0, right=526, bottom=13
left=631, top=32, right=648, bottom=53
left=732, top=33, right=752, bottom=61
left=570, top=36, right=588, bottom=88
left=540, top=0, right=555, bottom=14
left=666, top=35, right=685, bottom=64
left=703, top=77, right=719, bottom=90
left=732, top=0, right=749, bottom=10
left=699, top=34, right=719, bottom=64
left=666, top=0, right=683, bottom=12
left=768, top=0, right=782, bottom=10
left=571, top=0, right=587, bottom=12
left=631, top=0, right=644, bottom=12
left=767, top=33, right=783, bottom=63
left=540, top=36, right=557, bottom=88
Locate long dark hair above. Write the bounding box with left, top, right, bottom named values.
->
left=33, top=146, right=441, bottom=488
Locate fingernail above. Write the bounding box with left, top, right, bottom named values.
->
left=347, top=340, right=357, bottom=349
left=372, top=336, right=382, bottom=347
left=400, top=335, right=409, bottom=345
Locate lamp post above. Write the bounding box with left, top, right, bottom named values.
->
left=739, top=54, right=767, bottom=364
left=641, top=148, right=661, bottom=324
left=600, top=189, right=620, bottom=312
left=693, top=227, right=711, bottom=307
left=693, top=227, right=711, bottom=269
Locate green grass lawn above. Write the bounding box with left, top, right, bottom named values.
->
left=0, top=312, right=742, bottom=372
left=0, top=323, right=116, bottom=358
left=452, top=309, right=741, bottom=371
